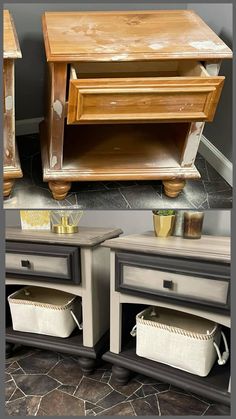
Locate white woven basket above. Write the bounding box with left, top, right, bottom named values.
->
left=130, top=306, right=229, bottom=377
left=8, top=286, right=82, bottom=338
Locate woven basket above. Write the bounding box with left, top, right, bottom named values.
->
left=8, top=286, right=82, bottom=338
left=130, top=306, right=229, bottom=377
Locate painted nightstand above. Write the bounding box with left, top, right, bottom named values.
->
left=3, top=10, right=22, bottom=197
left=102, top=233, right=231, bottom=405
left=41, top=10, right=232, bottom=200
left=5, top=226, right=122, bottom=374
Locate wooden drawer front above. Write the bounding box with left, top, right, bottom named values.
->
left=6, top=242, right=81, bottom=284
left=68, top=63, right=224, bottom=124
left=115, top=252, right=230, bottom=311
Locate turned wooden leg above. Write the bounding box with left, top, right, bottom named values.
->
left=6, top=342, right=15, bottom=359
left=48, top=181, right=71, bottom=200
left=78, top=357, right=96, bottom=375
left=112, top=365, right=131, bottom=385
left=163, top=179, right=186, bottom=198
left=3, top=179, right=14, bottom=197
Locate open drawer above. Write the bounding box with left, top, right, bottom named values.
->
left=67, top=61, right=224, bottom=124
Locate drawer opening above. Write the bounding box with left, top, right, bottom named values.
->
left=67, top=60, right=224, bottom=125
left=61, top=121, right=198, bottom=181
left=70, top=60, right=209, bottom=79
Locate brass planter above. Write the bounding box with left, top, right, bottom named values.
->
left=153, top=214, right=175, bottom=237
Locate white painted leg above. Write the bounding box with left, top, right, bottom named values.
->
left=110, top=251, right=122, bottom=354
left=180, top=60, right=221, bottom=167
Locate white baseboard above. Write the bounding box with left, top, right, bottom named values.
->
left=15, top=118, right=233, bottom=186
left=15, top=117, right=43, bottom=136
left=199, top=135, right=233, bottom=186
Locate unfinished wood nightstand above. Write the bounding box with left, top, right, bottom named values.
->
left=3, top=10, right=22, bottom=197
left=41, top=10, right=232, bottom=200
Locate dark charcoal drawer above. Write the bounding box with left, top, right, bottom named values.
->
left=6, top=241, right=81, bottom=284
left=115, top=251, right=230, bottom=312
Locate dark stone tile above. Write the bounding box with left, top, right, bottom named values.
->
left=158, top=390, right=208, bottom=415
left=135, top=373, right=159, bottom=385
left=132, top=394, right=160, bottom=415
left=109, top=376, right=142, bottom=396
left=204, top=181, right=232, bottom=195
left=9, top=388, right=25, bottom=402
left=103, top=181, right=138, bottom=189
left=5, top=347, right=37, bottom=363
left=18, top=350, right=59, bottom=374
left=98, top=402, right=134, bottom=416
left=195, top=159, right=209, bottom=181
left=5, top=396, right=41, bottom=416
left=142, top=384, right=159, bottom=396
left=208, top=194, right=232, bottom=209
left=127, top=393, right=139, bottom=402
left=97, top=390, right=126, bottom=409
left=153, top=383, right=170, bottom=393
left=5, top=380, right=17, bottom=401
left=14, top=374, right=58, bottom=396
left=182, top=180, right=208, bottom=208
left=11, top=367, right=26, bottom=375
left=204, top=403, right=230, bottom=415
left=6, top=361, right=21, bottom=373
left=206, top=162, right=226, bottom=182
left=100, top=377, right=110, bottom=384
left=58, top=385, right=77, bottom=395
left=74, top=377, right=111, bottom=403
left=5, top=373, right=11, bottom=382
left=90, top=370, right=106, bottom=381
left=85, top=401, right=97, bottom=410
left=40, top=389, right=85, bottom=416
left=36, top=408, right=47, bottom=416
left=117, top=185, right=162, bottom=209
left=49, top=358, right=83, bottom=386
left=76, top=189, right=129, bottom=209
left=134, top=387, right=145, bottom=398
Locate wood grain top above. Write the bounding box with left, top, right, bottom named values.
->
left=102, top=232, right=230, bottom=262
left=3, top=10, right=21, bottom=59
left=6, top=226, right=122, bottom=247
left=42, top=10, right=232, bottom=62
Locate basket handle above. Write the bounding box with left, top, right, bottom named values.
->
left=130, top=325, right=137, bottom=337
left=70, top=310, right=83, bottom=330
left=213, top=331, right=229, bottom=366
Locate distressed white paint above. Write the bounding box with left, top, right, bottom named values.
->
left=53, top=99, right=63, bottom=118
left=111, top=53, right=129, bottom=61
left=149, top=42, right=166, bottom=50
left=189, top=41, right=227, bottom=51
left=5, top=95, right=13, bottom=111
left=5, top=149, right=10, bottom=157
left=51, top=155, right=58, bottom=168
left=181, top=122, right=204, bottom=166
left=205, top=62, right=222, bottom=76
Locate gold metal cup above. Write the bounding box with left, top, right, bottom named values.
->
left=52, top=216, right=78, bottom=234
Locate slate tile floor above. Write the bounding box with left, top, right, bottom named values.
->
left=5, top=346, right=230, bottom=416
left=4, top=134, right=232, bottom=209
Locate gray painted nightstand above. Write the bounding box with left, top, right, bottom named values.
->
left=102, top=232, right=231, bottom=405
left=5, top=226, right=122, bottom=374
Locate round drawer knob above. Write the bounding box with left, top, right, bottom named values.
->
left=163, top=280, right=173, bottom=289
left=21, top=260, right=31, bottom=268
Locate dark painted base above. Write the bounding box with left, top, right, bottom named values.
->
left=103, top=340, right=230, bottom=406
left=112, top=364, right=131, bottom=385
left=6, top=342, right=15, bottom=359
left=6, top=326, right=109, bottom=370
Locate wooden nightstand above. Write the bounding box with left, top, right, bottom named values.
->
left=3, top=10, right=22, bottom=197
left=41, top=10, right=232, bottom=200
left=5, top=226, right=122, bottom=374
left=102, top=233, right=231, bottom=405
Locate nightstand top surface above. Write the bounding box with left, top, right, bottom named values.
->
left=103, top=232, right=230, bottom=262
left=3, top=10, right=21, bottom=59
left=6, top=226, right=122, bottom=247
left=42, top=10, right=232, bottom=62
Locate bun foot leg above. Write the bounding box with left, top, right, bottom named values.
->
left=112, top=365, right=131, bottom=385
left=78, top=357, right=96, bottom=375
left=4, top=180, right=14, bottom=197
left=48, top=181, right=72, bottom=200
left=163, top=179, right=186, bottom=198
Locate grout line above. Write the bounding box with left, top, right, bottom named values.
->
left=155, top=394, right=162, bottom=416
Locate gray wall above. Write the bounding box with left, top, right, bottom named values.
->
left=5, top=210, right=231, bottom=236
left=5, top=3, right=232, bottom=161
